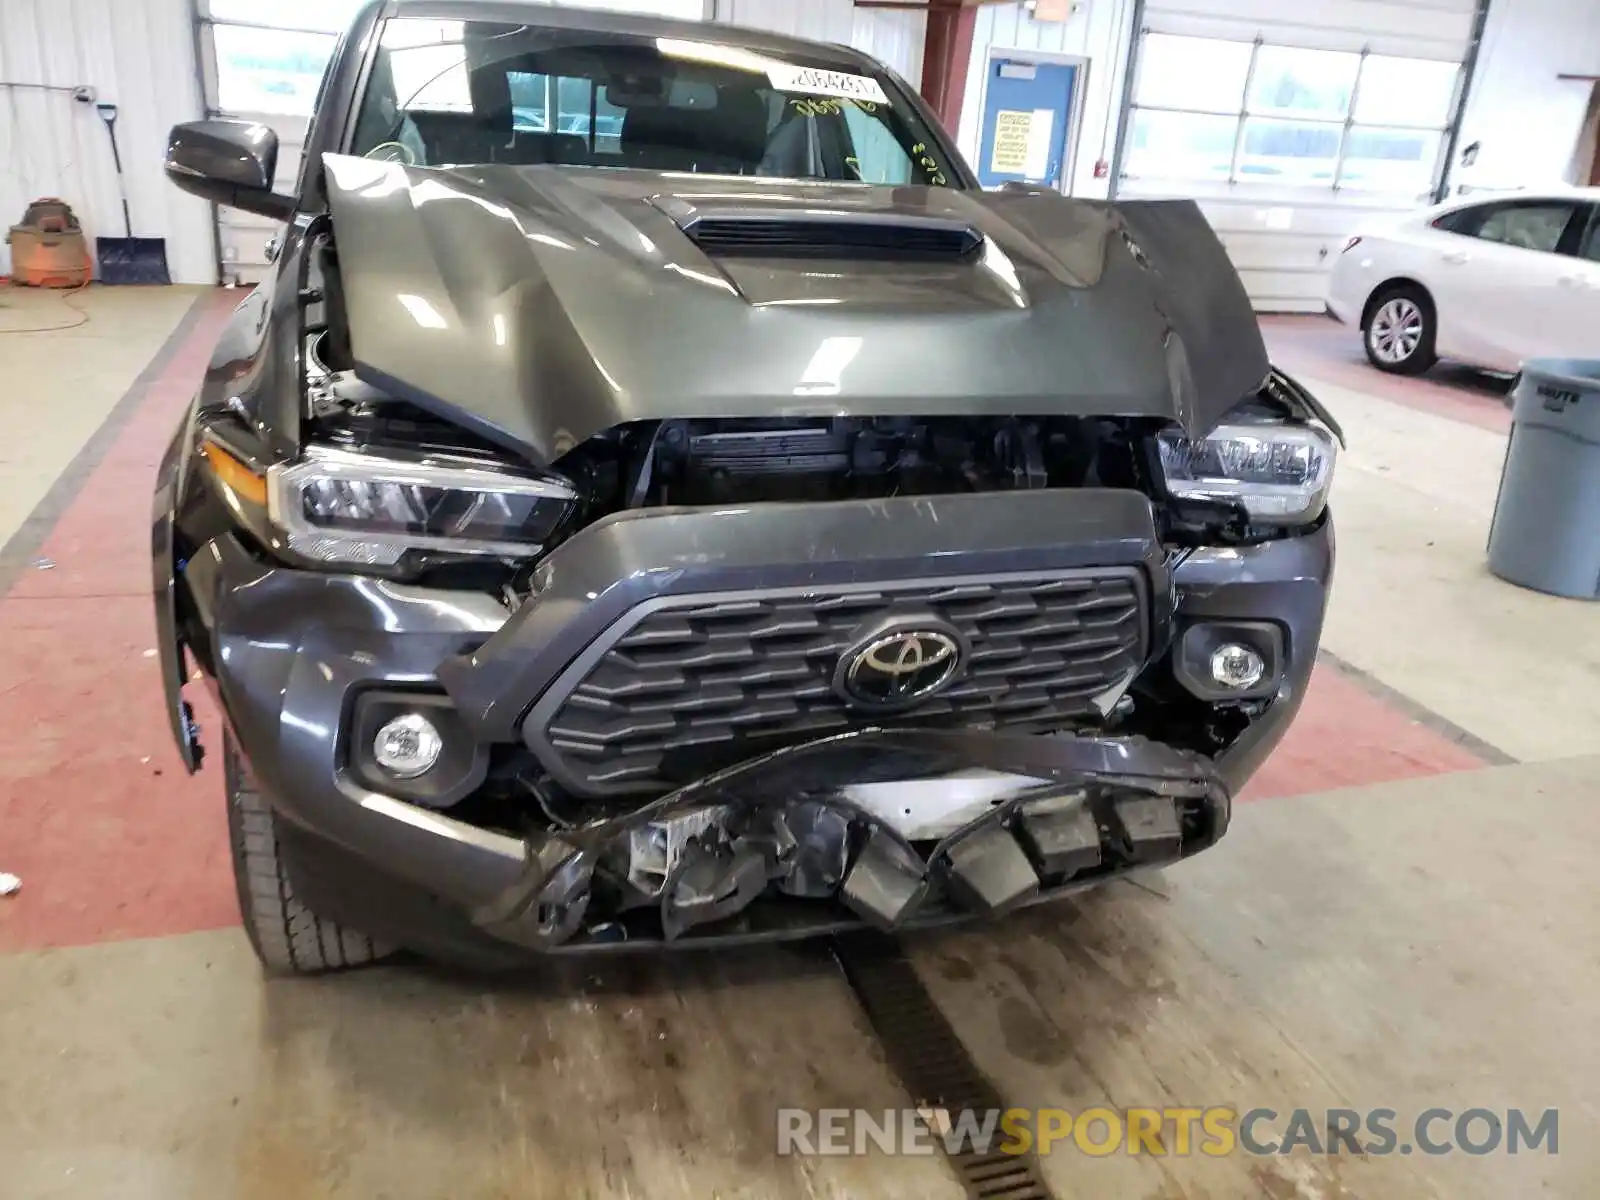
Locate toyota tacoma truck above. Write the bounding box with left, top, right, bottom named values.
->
left=153, top=0, right=1339, bottom=973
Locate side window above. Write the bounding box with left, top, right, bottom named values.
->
left=841, top=103, right=910, bottom=185
left=590, top=88, right=626, bottom=155
left=557, top=76, right=592, bottom=135
left=560, top=77, right=626, bottom=152
left=1471, top=202, right=1579, bottom=254
left=1576, top=205, right=1600, bottom=262
left=507, top=71, right=550, bottom=132
left=1430, top=205, right=1480, bottom=235
left=508, top=73, right=626, bottom=153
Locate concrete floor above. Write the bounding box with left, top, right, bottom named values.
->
left=0, top=290, right=1595, bottom=1199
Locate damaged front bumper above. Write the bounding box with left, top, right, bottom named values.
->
left=468, top=729, right=1227, bottom=950
left=162, top=489, right=1331, bottom=958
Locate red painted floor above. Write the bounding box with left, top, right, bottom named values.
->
left=1237, top=666, right=1487, bottom=802
left=0, top=295, right=1495, bottom=954
left=0, top=293, right=238, bottom=956
left=1260, top=314, right=1513, bottom=434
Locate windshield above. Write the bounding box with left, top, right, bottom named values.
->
left=349, top=17, right=961, bottom=187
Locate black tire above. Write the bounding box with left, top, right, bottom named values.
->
left=1362, top=284, right=1438, bottom=375
left=225, top=732, right=394, bottom=974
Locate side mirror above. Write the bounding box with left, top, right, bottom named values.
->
left=165, top=119, right=295, bottom=222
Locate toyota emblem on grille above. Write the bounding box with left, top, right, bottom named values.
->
left=838, top=627, right=963, bottom=710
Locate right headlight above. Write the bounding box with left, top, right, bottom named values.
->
left=265, top=444, right=576, bottom=567
left=1157, top=421, right=1337, bottom=525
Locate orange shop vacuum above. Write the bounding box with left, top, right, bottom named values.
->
left=5, top=198, right=93, bottom=288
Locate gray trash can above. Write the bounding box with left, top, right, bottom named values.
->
left=1487, top=359, right=1600, bottom=599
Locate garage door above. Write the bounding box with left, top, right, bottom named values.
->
left=196, top=0, right=364, bottom=285
left=1115, top=0, right=1484, bottom=311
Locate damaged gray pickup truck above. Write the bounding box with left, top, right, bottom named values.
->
left=153, top=0, right=1339, bottom=973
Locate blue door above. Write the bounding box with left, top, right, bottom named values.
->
left=976, top=58, right=1078, bottom=190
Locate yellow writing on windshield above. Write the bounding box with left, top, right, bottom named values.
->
left=789, top=97, right=881, bottom=117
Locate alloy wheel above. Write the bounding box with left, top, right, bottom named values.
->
left=1369, top=297, right=1424, bottom=364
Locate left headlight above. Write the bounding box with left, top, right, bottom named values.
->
left=266, top=444, right=576, bottom=567
left=1158, top=421, right=1337, bottom=525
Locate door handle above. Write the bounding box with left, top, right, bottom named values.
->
left=1557, top=274, right=1589, bottom=287
left=1441, top=251, right=1471, bottom=265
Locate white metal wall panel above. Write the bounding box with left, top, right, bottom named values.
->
left=0, top=0, right=212, bottom=283
left=714, top=0, right=853, bottom=44
left=545, top=0, right=709, bottom=15
left=957, top=0, right=1139, bottom=199
left=851, top=7, right=927, bottom=83
left=1455, top=0, right=1600, bottom=192
left=715, top=2, right=925, bottom=93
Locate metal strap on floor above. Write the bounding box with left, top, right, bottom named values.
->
left=831, top=933, right=1058, bottom=1200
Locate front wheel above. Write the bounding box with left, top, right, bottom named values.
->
left=1363, top=286, right=1438, bottom=375
left=224, top=733, right=394, bottom=974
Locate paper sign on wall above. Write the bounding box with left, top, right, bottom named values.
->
left=766, top=65, right=890, bottom=105
left=991, top=111, right=1034, bottom=174
left=991, top=109, right=1056, bottom=178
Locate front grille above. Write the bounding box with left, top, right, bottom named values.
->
left=529, top=570, right=1147, bottom=794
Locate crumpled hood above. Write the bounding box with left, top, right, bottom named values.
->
left=321, top=155, right=1269, bottom=464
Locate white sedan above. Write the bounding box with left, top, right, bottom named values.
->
left=1326, top=188, right=1600, bottom=375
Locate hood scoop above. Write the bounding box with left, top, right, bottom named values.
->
left=655, top=199, right=983, bottom=261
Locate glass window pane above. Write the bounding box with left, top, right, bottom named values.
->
left=505, top=73, right=626, bottom=148
left=1353, top=57, right=1459, bottom=127
left=1578, top=209, right=1600, bottom=263
left=1431, top=206, right=1480, bottom=235
left=843, top=103, right=912, bottom=184
left=1238, top=118, right=1341, bottom=184
left=1474, top=203, right=1577, bottom=253
left=387, top=20, right=472, bottom=112
left=1247, top=46, right=1359, bottom=121
left=1338, top=126, right=1442, bottom=195
left=590, top=88, right=626, bottom=154
left=556, top=75, right=591, bottom=134
left=1123, top=110, right=1238, bottom=181
left=213, top=24, right=337, bottom=116
left=350, top=16, right=952, bottom=184
left=508, top=72, right=551, bottom=131
left=208, top=0, right=366, bottom=33
left=1134, top=34, right=1253, bottom=114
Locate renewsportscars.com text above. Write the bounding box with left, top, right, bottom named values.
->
left=776, top=1106, right=1559, bottom=1158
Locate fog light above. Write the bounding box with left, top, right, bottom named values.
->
left=1209, top=643, right=1266, bottom=691
left=373, top=713, right=442, bottom=778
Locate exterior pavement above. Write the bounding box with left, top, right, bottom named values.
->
left=0, top=294, right=1593, bottom=1199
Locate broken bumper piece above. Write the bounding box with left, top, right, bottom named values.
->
left=450, top=728, right=1229, bottom=953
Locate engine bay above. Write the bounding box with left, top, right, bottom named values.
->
left=555, top=413, right=1154, bottom=512
left=307, top=350, right=1157, bottom=516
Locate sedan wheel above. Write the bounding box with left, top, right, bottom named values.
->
left=1363, top=286, right=1437, bottom=375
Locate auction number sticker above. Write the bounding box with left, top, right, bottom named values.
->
left=767, top=65, right=890, bottom=105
